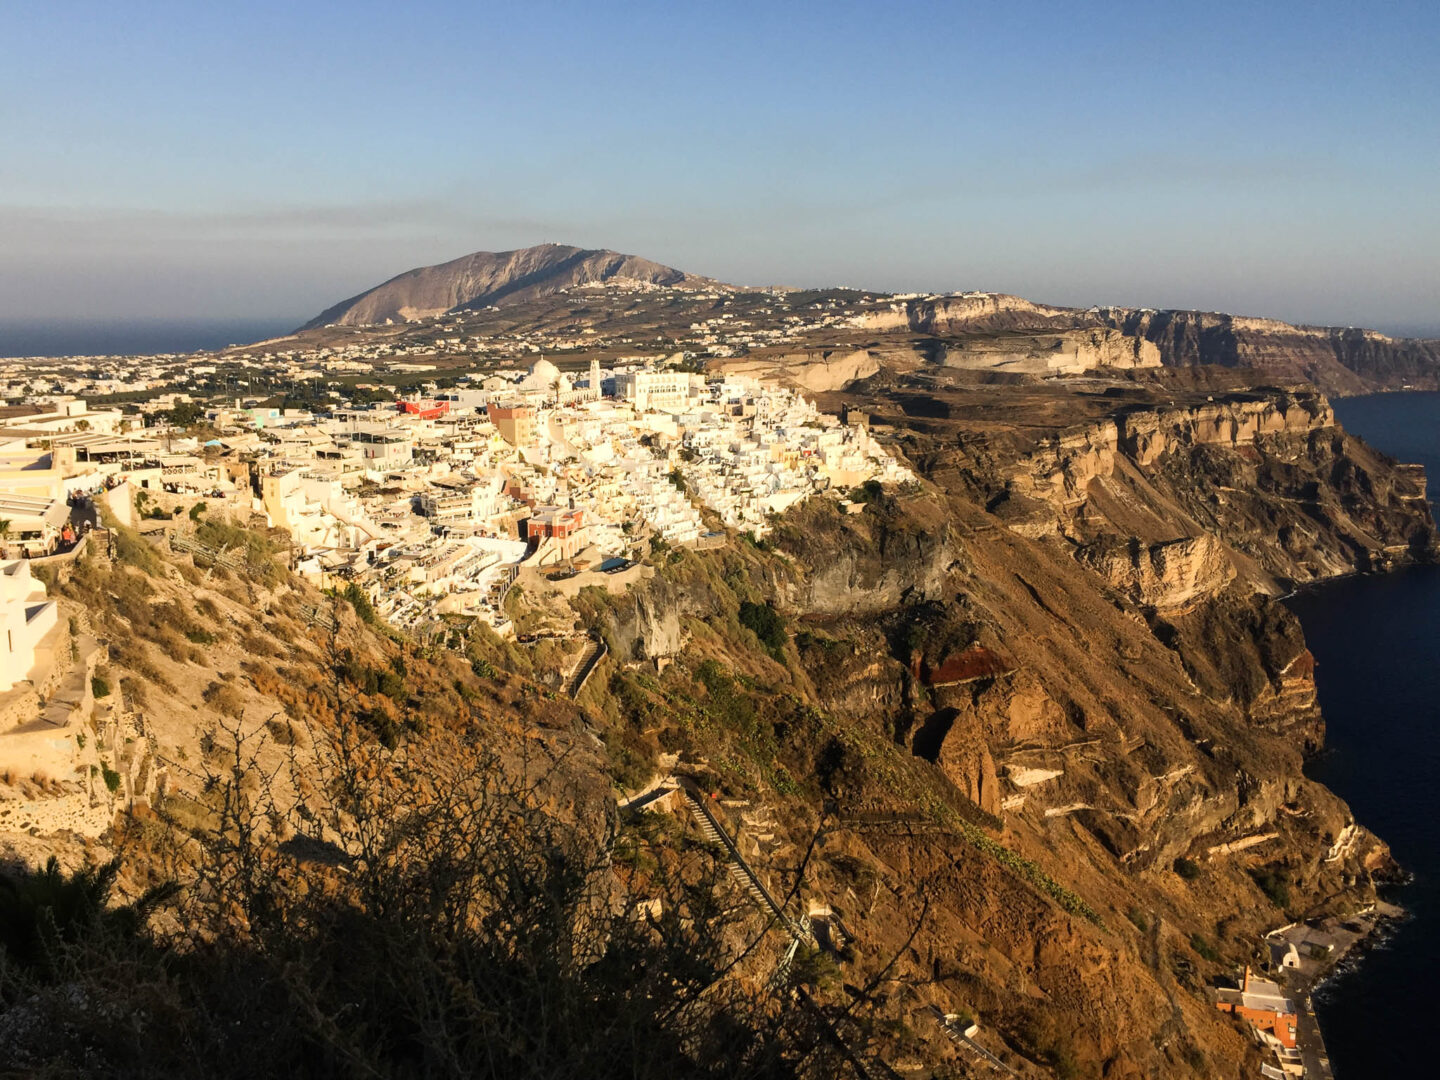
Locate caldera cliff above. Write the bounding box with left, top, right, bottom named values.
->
left=570, top=379, right=1433, bottom=1077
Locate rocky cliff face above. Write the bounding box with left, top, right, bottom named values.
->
left=575, top=380, right=1432, bottom=1078
left=712, top=347, right=891, bottom=391
left=972, top=389, right=1431, bottom=591
left=1076, top=534, right=1235, bottom=611
left=1101, top=308, right=1440, bottom=393
left=854, top=293, right=1440, bottom=393
left=935, top=327, right=1161, bottom=375
left=859, top=292, right=1082, bottom=333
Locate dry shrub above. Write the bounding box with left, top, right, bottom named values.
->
left=202, top=681, right=245, bottom=720
left=241, top=632, right=282, bottom=659
left=265, top=718, right=307, bottom=748
left=155, top=627, right=189, bottom=664
left=132, top=654, right=177, bottom=694
left=120, top=675, right=149, bottom=708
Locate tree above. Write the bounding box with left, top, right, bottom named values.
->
left=0, top=518, right=11, bottom=558
left=739, top=601, right=788, bottom=661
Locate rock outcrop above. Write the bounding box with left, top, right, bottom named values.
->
left=1077, top=534, right=1235, bottom=611
left=937, top=328, right=1160, bottom=375
left=859, top=292, right=1081, bottom=333
left=714, top=347, right=888, bottom=391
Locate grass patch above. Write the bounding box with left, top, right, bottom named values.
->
left=1189, top=933, right=1220, bottom=962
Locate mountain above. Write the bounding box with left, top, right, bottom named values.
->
left=300, top=243, right=1440, bottom=392
left=299, top=243, right=724, bottom=330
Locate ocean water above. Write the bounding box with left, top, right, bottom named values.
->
left=1284, top=391, right=1440, bottom=1079
left=0, top=318, right=299, bottom=358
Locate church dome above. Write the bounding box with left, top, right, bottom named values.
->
left=527, top=358, right=560, bottom=386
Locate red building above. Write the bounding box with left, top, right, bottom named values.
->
left=1214, top=967, right=1298, bottom=1049
left=396, top=400, right=450, bottom=420
left=526, top=506, right=586, bottom=561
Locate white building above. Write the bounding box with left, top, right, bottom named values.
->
left=613, top=371, right=697, bottom=413
left=0, top=560, right=58, bottom=692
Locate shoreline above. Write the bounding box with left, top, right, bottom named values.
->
left=1260, top=901, right=1407, bottom=1079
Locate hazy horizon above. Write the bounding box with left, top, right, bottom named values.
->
left=4, top=1, right=1437, bottom=334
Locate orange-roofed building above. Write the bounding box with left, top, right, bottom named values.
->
left=1214, top=967, right=1298, bottom=1049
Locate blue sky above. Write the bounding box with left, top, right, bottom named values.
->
left=2, top=0, right=1438, bottom=332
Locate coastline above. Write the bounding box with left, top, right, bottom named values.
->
left=1277, top=373, right=1440, bottom=1078
left=1261, top=902, right=1406, bottom=1079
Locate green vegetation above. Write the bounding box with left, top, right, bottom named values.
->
left=340, top=581, right=377, bottom=624
left=194, top=519, right=286, bottom=586
left=100, top=764, right=122, bottom=794
left=1174, top=857, right=1201, bottom=881
left=112, top=525, right=162, bottom=575
left=1250, top=868, right=1291, bottom=909
left=90, top=674, right=111, bottom=699
left=335, top=651, right=408, bottom=703
left=737, top=601, right=787, bottom=661
left=158, top=401, right=207, bottom=427
left=1189, top=933, right=1220, bottom=962
left=850, top=479, right=884, bottom=504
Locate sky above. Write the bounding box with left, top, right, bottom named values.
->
left=2, top=0, right=1439, bottom=334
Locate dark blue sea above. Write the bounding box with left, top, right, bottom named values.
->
left=0, top=318, right=299, bottom=358
left=1285, top=391, right=1440, bottom=1079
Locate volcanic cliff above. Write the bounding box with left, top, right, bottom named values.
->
left=859, top=293, right=1440, bottom=394
left=561, top=378, right=1434, bottom=1077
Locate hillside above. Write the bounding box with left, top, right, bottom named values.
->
left=299, top=243, right=726, bottom=329
left=1, top=375, right=1431, bottom=1077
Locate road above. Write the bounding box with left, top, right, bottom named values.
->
left=1289, top=975, right=1333, bottom=1080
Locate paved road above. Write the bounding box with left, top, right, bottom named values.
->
left=1289, top=976, right=1333, bottom=1080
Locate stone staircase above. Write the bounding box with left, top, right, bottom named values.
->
left=562, top=637, right=606, bottom=699
left=680, top=780, right=804, bottom=938
left=928, top=1006, right=1016, bottom=1077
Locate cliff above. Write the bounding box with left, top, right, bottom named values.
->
left=854, top=293, right=1440, bottom=393
left=566, top=381, right=1432, bottom=1077
left=1101, top=308, right=1440, bottom=394
left=936, top=328, right=1161, bottom=375
left=858, top=293, right=1082, bottom=334
left=6, top=382, right=1432, bottom=1078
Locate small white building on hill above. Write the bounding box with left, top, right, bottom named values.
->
left=0, top=560, right=57, bottom=692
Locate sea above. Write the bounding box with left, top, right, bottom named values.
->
left=1284, top=391, right=1440, bottom=1079
left=0, top=318, right=299, bottom=359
